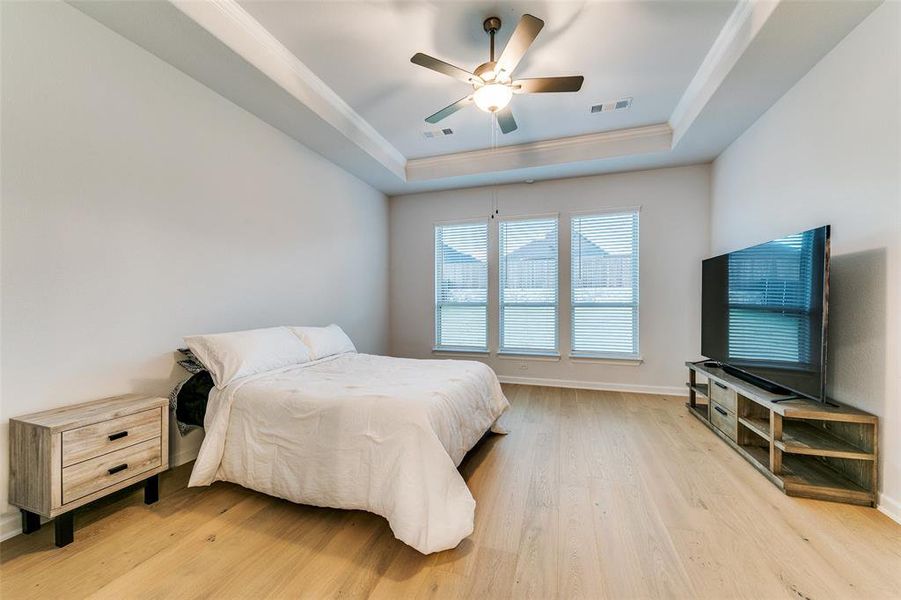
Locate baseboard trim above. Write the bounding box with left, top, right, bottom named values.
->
left=496, top=375, right=687, bottom=396
left=170, top=446, right=200, bottom=469
left=0, top=511, right=25, bottom=543
left=877, top=493, right=901, bottom=525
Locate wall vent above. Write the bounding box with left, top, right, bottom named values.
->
left=423, top=128, right=453, bottom=139
left=590, top=97, right=632, bottom=113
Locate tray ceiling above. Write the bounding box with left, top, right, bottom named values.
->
left=72, top=0, right=882, bottom=194
left=239, top=1, right=737, bottom=159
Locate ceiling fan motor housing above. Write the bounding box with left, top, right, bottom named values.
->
left=483, top=17, right=501, bottom=34
left=474, top=62, right=502, bottom=83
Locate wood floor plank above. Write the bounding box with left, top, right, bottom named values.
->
left=189, top=501, right=351, bottom=599
left=2, top=384, right=899, bottom=600
left=85, top=493, right=274, bottom=599
left=557, top=484, right=606, bottom=600
left=1, top=481, right=249, bottom=600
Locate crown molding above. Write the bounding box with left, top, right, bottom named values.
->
left=406, top=124, right=672, bottom=182
left=170, top=0, right=407, bottom=180
left=669, top=0, right=781, bottom=147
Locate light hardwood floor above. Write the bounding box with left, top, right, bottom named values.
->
left=2, top=384, right=899, bottom=599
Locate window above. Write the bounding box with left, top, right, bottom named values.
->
left=499, top=217, right=558, bottom=354
left=434, top=222, right=488, bottom=351
left=571, top=210, right=639, bottom=358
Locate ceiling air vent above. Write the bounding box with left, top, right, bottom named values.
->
left=423, top=128, right=454, bottom=139
left=590, top=97, right=632, bottom=114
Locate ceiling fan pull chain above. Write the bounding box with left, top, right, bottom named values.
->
left=489, top=114, right=494, bottom=218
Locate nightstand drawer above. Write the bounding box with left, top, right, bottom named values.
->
left=62, top=437, right=161, bottom=504
left=62, top=408, right=161, bottom=467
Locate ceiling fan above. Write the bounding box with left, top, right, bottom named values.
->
left=411, top=14, right=584, bottom=134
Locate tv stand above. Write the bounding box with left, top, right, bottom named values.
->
left=686, top=361, right=878, bottom=506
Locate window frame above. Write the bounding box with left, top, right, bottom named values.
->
left=569, top=207, right=641, bottom=360
left=497, top=214, right=560, bottom=357
left=433, top=219, right=490, bottom=353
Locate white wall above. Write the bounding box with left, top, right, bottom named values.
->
left=710, top=2, right=901, bottom=519
left=0, top=1, right=388, bottom=538
left=390, top=165, right=710, bottom=394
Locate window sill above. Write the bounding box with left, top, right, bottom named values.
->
left=432, top=347, right=489, bottom=358
left=569, top=354, right=643, bottom=366
left=497, top=352, right=561, bottom=362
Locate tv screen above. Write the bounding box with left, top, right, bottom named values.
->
left=701, top=226, right=830, bottom=401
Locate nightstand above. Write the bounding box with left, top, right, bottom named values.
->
left=9, top=394, right=169, bottom=546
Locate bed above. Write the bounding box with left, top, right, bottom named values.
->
left=184, top=343, right=508, bottom=555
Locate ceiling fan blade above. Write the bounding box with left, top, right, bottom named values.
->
left=495, top=106, right=518, bottom=134
left=495, top=14, right=544, bottom=77
left=425, top=96, right=472, bottom=124
left=514, top=76, right=584, bottom=94
left=411, top=53, right=479, bottom=85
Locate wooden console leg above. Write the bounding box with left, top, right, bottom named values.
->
left=21, top=510, right=41, bottom=535
left=54, top=512, right=74, bottom=547
left=689, top=368, right=697, bottom=408
left=144, top=474, right=159, bottom=505
left=769, top=412, right=783, bottom=475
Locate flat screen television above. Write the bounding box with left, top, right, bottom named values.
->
left=701, top=226, right=830, bottom=402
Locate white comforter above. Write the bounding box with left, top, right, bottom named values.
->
left=189, top=353, right=509, bottom=554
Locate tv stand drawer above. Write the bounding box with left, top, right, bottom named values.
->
left=709, top=380, right=737, bottom=413
left=710, top=402, right=737, bottom=441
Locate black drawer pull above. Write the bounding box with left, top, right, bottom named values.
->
left=108, top=431, right=129, bottom=441
left=107, top=463, right=128, bottom=475
left=714, top=406, right=728, bottom=417
left=714, top=382, right=728, bottom=390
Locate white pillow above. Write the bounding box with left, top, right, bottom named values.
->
left=184, top=326, right=311, bottom=389
left=289, top=324, right=356, bottom=360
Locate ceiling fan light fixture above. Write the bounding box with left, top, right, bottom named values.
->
left=413, top=13, right=581, bottom=133
left=473, top=83, right=513, bottom=113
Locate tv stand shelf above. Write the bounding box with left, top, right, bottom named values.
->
left=738, top=416, right=769, bottom=440
left=686, top=361, right=878, bottom=506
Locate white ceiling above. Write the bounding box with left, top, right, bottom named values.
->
left=72, top=0, right=882, bottom=195
left=239, top=1, right=737, bottom=159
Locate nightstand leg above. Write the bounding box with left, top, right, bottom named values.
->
left=54, top=512, right=74, bottom=547
left=144, top=474, right=159, bottom=505
left=21, top=510, right=41, bottom=534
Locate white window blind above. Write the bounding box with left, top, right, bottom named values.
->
left=727, top=230, right=816, bottom=365
left=435, top=222, right=488, bottom=351
left=499, top=217, right=558, bottom=354
left=571, top=210, right=640, bottom=357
